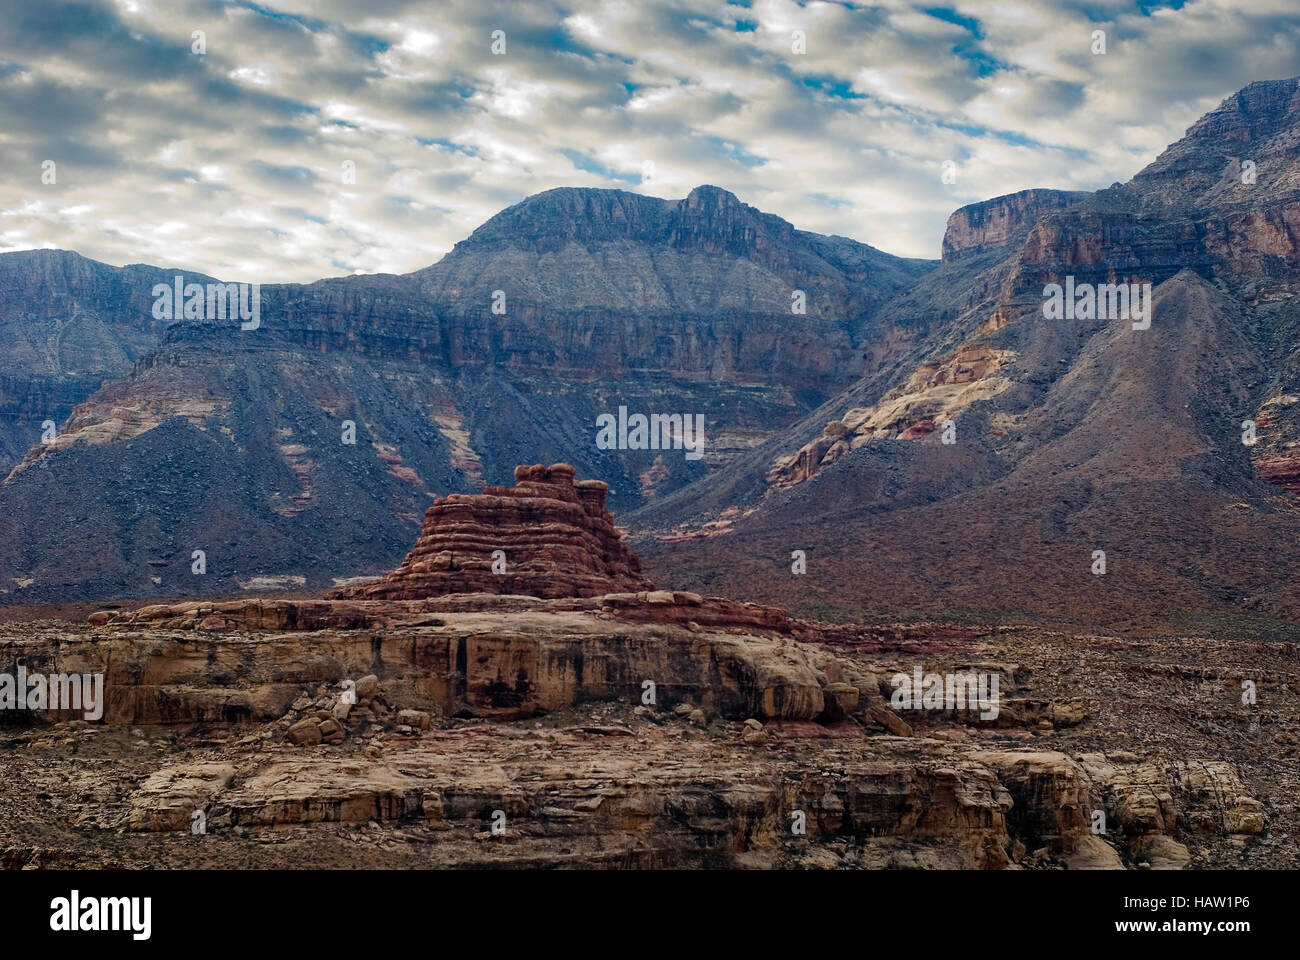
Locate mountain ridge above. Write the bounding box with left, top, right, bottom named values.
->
left=632, top=76, right=1300, bottom=632
left=0, top=183, right=935, bottom=604
left=6, top=76, right=1300, bottom=625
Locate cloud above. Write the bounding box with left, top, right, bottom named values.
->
left=0, top=0, right=1296, bottom=281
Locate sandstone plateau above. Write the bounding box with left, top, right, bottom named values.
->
left=0, top=596, right=1287, bottom=870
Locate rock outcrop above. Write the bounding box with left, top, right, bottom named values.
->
left=767, top=345, right=1014, bottom=488
left=1, top=608, right=1284, bottom=869
left=63, top=592, right=828, bottom=724
left=338, top=463, right=653, bottom=600
left=941, top=188, right=1088, bottom=262
left=0, top=251, right=197, bottom=477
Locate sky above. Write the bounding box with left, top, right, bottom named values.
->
left=0, top=0, right=1298, bottom=283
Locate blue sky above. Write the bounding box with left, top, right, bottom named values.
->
left=0, top=0, right=1297, bottom=281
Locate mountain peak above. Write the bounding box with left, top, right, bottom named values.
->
left=1224, top=75, right=1300, bottom=120
left=1127, top=74, right=1300, bottom=210
left=440, top=183, right=782, bottom=259
left=683, top=184, right=742, bottom=207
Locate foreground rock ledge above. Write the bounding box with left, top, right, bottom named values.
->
left=0, top=604, right=1279, bottom=869
left=121, top=737, right=1259, bottom=870
left=77, top=591, right=833, bottom=724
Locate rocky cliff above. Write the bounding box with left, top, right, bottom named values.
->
left=0, top=251, right=218, bottom=475
left=0, top=600, right=1284, bottom=869
left=339, top=463, right=653, bottom=600
left=941, top=189, right=1088, bottom=262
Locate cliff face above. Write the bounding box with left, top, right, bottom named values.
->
left=0, top=250, right=186, bottom=380
left=0, top=251, right=215, bottom=474
left=406, top=184, right=931, bottom=394
left=941, top=189, right=1088, bottom=262
left=1015, top=78, right=1300, bottom=288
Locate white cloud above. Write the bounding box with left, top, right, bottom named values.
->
left=229, top=64, right=278, bottom=87
left=0, top=0, right=1294, bottom=281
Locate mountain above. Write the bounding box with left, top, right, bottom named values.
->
left=0, top=250, right=219, bottom=472
left=0, top=186, right=933, bottom=603
left=633, top=77, right=1300, bottom=634
left=7, top=76, right=1300, bottom=626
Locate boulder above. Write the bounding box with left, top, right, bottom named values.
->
left=818, top=682, right=860, bottom=723
left=397, top=709, right=431, bottom=730
left=318, top=718, right=346, bottom=744
left=288, top=718, right=323, bottom=746
left=355, top=675, right=380, bottom=700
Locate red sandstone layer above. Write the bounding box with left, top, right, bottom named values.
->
left=337, top=463, right=654, bottom=600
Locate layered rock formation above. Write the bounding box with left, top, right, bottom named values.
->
left=0, top=602, right=1285, bottom=869
left=767, top=345, right=1014, bottom=488
left=0, top=184, right=936, bottom=604
left=940, top=188, right=1088, bottom=262
left=46, top=591, right=826, bottom=724
left=0, top=251, right=215, bottom=478
left=339, top=463, right=653, bottom=600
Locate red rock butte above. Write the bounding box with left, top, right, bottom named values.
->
left=340, top=463, right=654, bottom=600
